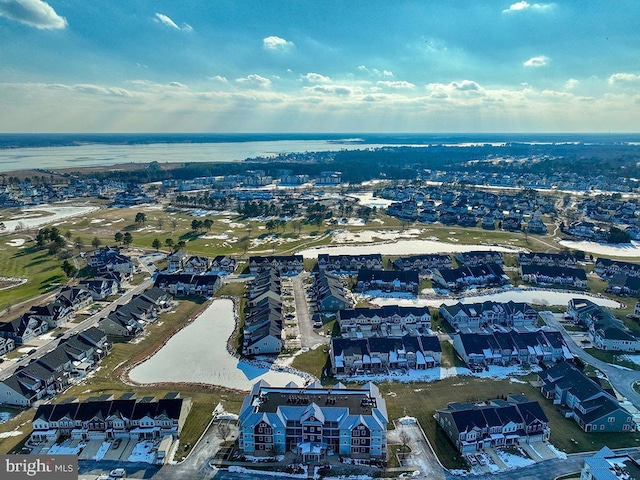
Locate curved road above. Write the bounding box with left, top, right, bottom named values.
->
left=540, top=311, right=640, bottom=409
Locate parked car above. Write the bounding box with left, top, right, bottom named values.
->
left=112, top=438, right=121, bottom=449
left=109, top=468, right=126, bottom=478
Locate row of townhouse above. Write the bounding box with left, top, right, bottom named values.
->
left=89, top=246, right=135, bottom=275
left=355, top=270, right=419, bottom=294
left=249, top=255, right=304, bottom=276
left=98, top=287, right=172, bottom=338
left=518, top=252, right=581, bottom=268
left=317, top=254, right=383, bottom=274
left=337, top=305, right=431, bottom=338
left=243, top=269, right=283, bottom=355
left=0, top=286, right=93, bottom=345
left=568, top=299, right=640, bottom=352
left=30, top=393, right=191, bottom=444
left=435, top=396, right=550, bottom=454
left=539, top=362, right=635, bottom=433
left=452, top=329, right=571, bottom=368
left=392, top=254, right=453, bottom=275
left=454, top=251, right=504, bottom=267
left=238, top=380, right=387, bottom=461
left=154, top=273, right=222, bottom=297
left=0, top=327, right=110, bottom=407
left=311, top=270, right=351, bottom=313
left=520, top=265, right=589, bottom=289
left=166, top=251, right=236, bottom=275
left=595, top=258, right=640, bottom=279
left=440, top=300, right=539, bottom=331
left=330, top=334, right=441, bottom=375
left=606, top=273, right=640, bottom=296
left=432, top=263, right=509, bottom=292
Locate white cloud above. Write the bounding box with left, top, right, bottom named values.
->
left=262, top=36, right=294, bottom=51
left=302, top=85, right=360, bottom=96
left=209, top=75, right=228, bottom=83
left=523, top=56, right=548, bottom=67
left=608, top=73, right=640, bottom=85
left=154, top=13, right=192, bottom=32
left=235, top=74, right=272, bottom=88
left=358, top=65, right=394, bottom=77
left=503, top=2, right=554, bottom=13
left=168, top=82, right=188, bottom=88
left=0, top=0, right=66, bottom=29
left=377, top=80, right=415, bottom=89
left=302, top=73, right=332, bottom=84
left=564, top=78, right=579, bottom=90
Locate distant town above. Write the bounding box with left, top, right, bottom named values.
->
left=1, top=142, right=640, bottom=480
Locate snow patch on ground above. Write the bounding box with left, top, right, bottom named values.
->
left=47, top=440, right=86, bottom=455
left=127, top=440, right=156, bottom=463
left=6, top=238, right=25, bottom=247
left=620, top=354, right=640, bottom=366
left=559, top=239, right=640, bottom=257
left=547, top=444, right=567, bottom=459
left=93, top=441, right=111, bottom=460
left=0, top=431, right=22, bottom=439
left=496, top=448, right=535, bottom=469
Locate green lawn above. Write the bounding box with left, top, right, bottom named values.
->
left=584, top=348, right=640, bottom=371
left=0, top=238, right=66, bottom=312
left=290, top=346, right=330, bottom=380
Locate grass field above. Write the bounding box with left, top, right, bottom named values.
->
left=0, top=236, right=66, bottom=312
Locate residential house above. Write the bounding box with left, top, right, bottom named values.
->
left=27, top=302, right=75, bottom=328
left=312, top=270, right=351, bottom=313
left=518, top=252, right=581, bottom=268
left=0, top=315, right=48, bottom=344
left=606, top=274, right=640, bottom=296
left=243, top=269, right=283, bottom=356
left=0, top=336, right=15, bottom=355
left=568, top=299, right=640, bottom=352
left=435, top=396, right=550, bottom=454
left=55, top=286, right=93, bottom=311
left=355, top=270, right=419, bottom=294
left=392, top=254, right=453, bottom=275
left=520, top=265, right=589, bottom=289
left=595, top=258, right=640, bottom=279
left=166, top=250, right=188, bottom=272
left=183, top=255, right=211, bottom=274
left=317, top=254, right=383, bottom=273
left=330, top=335, right=441, bottom=375
left=539, top=362, right=635, bottom=433
left=452, top=330, right=570, bottom=367
left=455, top=251, right=504, bottom=266
left=78, top=278, right=119, bottom=300
left=238, top=380, right=387, bottom=460
left=154, top=273, right=221, bottom=297
left=432, top=264, right=508, bottom=292
left=580, top=446, right=640, bottom=480
left=30, top=393, right=192, bottom=443
left=526, top=218, right=548, bottom=234
left=89, top=246, right=135, bottom=275
left=440, top=301, right=538, bottom=330
left=337, top=305, right=431, bottom=338
left=249, top=255, right=304, bottom=275
left=210, top=255, right=236, bottom=274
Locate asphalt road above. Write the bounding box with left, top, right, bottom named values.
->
left=291, top=272, right=328, bottom=349
left=540, top=311, right=640, bottom=409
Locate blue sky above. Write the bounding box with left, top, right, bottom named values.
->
left=0, top=0, right=639, bottom=133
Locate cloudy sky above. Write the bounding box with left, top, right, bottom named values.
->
left=0, top=0, right=639, bottom=133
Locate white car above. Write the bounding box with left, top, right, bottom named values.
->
left=109, top=468, right=126, bottom=478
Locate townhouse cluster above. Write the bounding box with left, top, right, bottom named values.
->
left=435, top=395, right=550, bottom=454
left=98, top=287, right=172, bottom=338
left=30, top=392, right=191, bottom=464
left=0, top=286, right=93, bottom=347
left=244, top=269, right=284, bottom=355
left=568, top=298, right=640, bottom=352
left=539, top=362, right=635, bottom=432
left=0, top=327, right=109, bottom=407
left=153, top=250, right=235, bottom=297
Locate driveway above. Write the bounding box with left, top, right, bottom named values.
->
left=388, top=420, right=445, bottom=480
left=540, top=311, right=640, bottom=409
left=291, top=272, right=328, bottom=348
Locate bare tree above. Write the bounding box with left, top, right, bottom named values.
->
left=216, top=421, right=231, bottom=443
left=398, top=429, right=411, bottom=458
